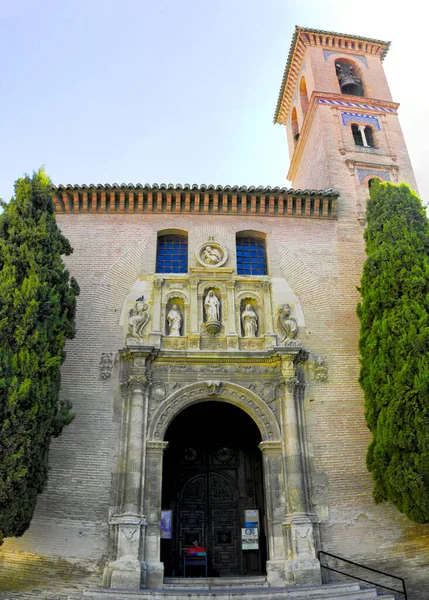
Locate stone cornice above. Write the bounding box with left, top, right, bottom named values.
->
left=122, top=347, right=301, bottom=364
left=52, top=184, right=337, bottom=220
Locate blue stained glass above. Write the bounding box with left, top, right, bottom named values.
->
left=156, top=234, right=188, bottom=273
left=236, top=236, right=266, bottom=275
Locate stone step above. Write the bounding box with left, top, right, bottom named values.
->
left=68, top=581, right=396, bottom=600
left=163, top=576, right=269, bottom=588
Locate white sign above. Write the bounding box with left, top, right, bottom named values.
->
left=241, top=527, right=259, bottom=550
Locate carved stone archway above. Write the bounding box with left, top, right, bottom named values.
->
left=148, top=380, right=281, bottom=442
left=144, top=381, right=285, bottom=588
left=105, top=351, right=321, bottom=591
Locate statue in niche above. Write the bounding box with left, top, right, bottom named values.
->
left=202, top=245, right=222, bottom=265
left=128, top=297, right=150, bottom=339
left=204, top=290, right=220, bottom=322
left=241, top=304, right=258, bottom=338
left=277, top=304, right=298, bottom=342
left=167, top=304, right=182, bottom=337
left=204, top=290, right=221, bottom=335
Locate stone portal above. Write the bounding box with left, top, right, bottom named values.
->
left=161, top=401, right=266, bottom=577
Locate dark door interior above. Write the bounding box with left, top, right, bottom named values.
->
left=161, top=401, right=266, bottom=577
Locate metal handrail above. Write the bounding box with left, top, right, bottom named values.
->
left=317, top=550, right=407, bottom=600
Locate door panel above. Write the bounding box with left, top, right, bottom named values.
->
left=161, top=402, right=266, bottom=577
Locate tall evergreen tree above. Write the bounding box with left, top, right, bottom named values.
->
left=0, top=169, right=79, bottom=543
left=358, top=180, right=429, bottom=523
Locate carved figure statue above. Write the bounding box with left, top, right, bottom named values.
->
left=167, top=304, right=182, bottom=337
left=277, top=304, right=298, bottom=342
left=128, top=298, right=150, bottom=339
left=241, top=304, right=258, bottom=338
left=204, top=290, right=220, bottom=322
left=202, top=245, right=222, bottom=265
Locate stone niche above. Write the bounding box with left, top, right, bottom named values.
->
left=122, top=270, right=304, bottom=352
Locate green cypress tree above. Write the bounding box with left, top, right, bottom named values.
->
left=358, top=180, right=429, bottom=523
left=0, top=169, right=79, bottom=543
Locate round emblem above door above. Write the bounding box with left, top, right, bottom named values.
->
left=196, top=242, right=228, bottom=268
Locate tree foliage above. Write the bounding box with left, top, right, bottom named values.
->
left=358, top=180, right=429, bottom=523
left=0, top=169, right=79, bottom=543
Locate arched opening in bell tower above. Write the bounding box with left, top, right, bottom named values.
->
left=335, top=58, right=365, bottom=97
left=299, top=77, right=309, bottom=120
left=161, top=401, right=267, bottom=578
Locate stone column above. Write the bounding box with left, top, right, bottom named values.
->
left=280, top=356, right=321, bottom=585
left=261, top=279, right=277, bottom=349
left=143, top=440, right=169, bottom=589
left=107, top=365, right=149, bottom=588
left=259, top=441, right=287, bottom=587
left=226, top=278, right=239, bottom=350
left=149, top=276, right=163, bottom=347
left=188, top=276, right=200, bottom=349
left=359, top=124, right=369, bottom=147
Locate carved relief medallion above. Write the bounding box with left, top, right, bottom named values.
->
left=196, top=241, right=227, bottom=268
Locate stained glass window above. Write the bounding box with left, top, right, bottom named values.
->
left=156, top=234, right=188, bottom=273
left=236, top=236, right=266, bottom=276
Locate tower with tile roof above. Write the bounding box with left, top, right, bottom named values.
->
left=275, top=26, right=418, bottom=220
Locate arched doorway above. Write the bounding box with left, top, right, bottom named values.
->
left=161, top=401, right=267, bottom=577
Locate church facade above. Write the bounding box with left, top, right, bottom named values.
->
left=2, top=27, right=428, bottom=599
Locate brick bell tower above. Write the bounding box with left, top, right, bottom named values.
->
left=274, top=26, right=418, bottom=221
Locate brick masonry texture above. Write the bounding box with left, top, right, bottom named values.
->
left=2, top=211, right=428, bottom=599
left=2, top=29, right=429, bottom=600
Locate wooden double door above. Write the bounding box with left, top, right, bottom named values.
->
left=161, top=402, right=266, bottom=577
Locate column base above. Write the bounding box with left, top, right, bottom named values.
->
left=145, top=561, right=164, bottom=589
left=285, top=558, right=321, bottom=586
left=108, top=557, right=142, bottom=589
left=266, top=559, right=286, bottom=586
left=283, top=513, right=321, bottom=585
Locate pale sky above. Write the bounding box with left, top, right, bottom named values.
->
left=1, top=0, right=427, bottom=203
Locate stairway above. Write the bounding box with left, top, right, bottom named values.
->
left=69, top=577, right=397, bottom=600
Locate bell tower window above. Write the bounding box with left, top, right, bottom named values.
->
left=299, top=77, right=309, bottom=120
left=351, top=124, right=376, bottom=148
left=291, top=107, right=299, bottom=145
left=352, top=124, right=364, bottom=146
left=335, top=60, right=364, bottom=96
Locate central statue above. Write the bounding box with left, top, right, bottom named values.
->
left=204, top=290, right=220, bottom=322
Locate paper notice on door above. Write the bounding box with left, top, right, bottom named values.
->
left=241, top=527, right=259, bottom=550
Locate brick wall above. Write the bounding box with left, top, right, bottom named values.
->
left=1, top=210, right=428, bottom=599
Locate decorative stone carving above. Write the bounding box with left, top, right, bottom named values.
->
left=149, top=381, right=280, bottom=441
left=196, top=241, right=227, bottom=268
left=277, top=304, right=298, bottom=343
left=314, top=356, right=328, bottom=382
left=282, top=376, right=300, bottom=391
left=163, top=338, right=187, bottom=350
left=127, top=375, right=147, bottom=389
left=205, top=380, right=223, bottom=396
left=100, top=352, right=115, bottom=379
left=127, top=297, right=150, bottom=340
left=204, top=290, right=221, bottom=335
left=166, top=304, right=182, bottom=337
left=241, top=303, right=258, bottom=338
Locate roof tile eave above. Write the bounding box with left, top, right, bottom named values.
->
left=52, top=183, right=339, bottom=198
